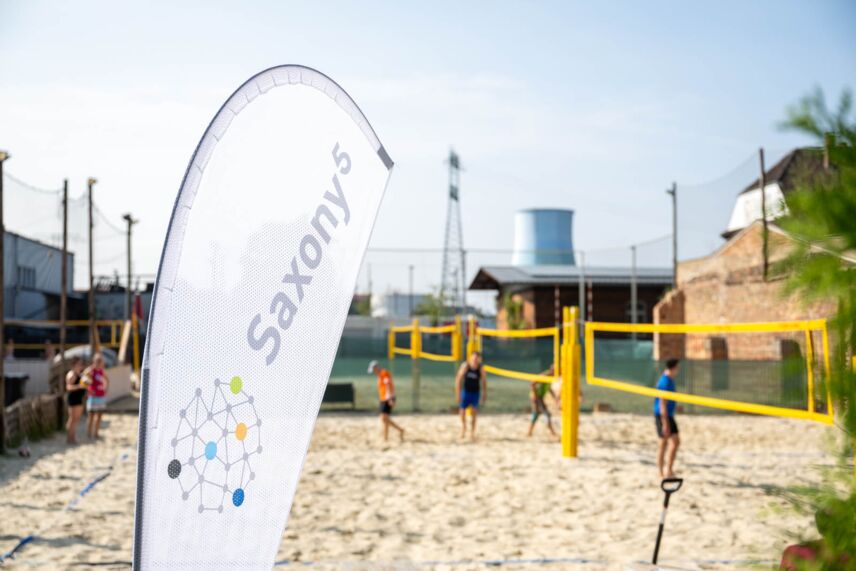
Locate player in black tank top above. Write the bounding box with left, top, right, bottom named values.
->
left=455, top=351, right=487, bottom=440
left=65, top=357, right=86, bottom=444
left=463, top=364, right=482, bottom=393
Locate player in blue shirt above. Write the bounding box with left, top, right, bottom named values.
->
left=654, top=358, right=680, bottom=479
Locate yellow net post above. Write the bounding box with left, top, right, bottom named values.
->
left=453, top=315, right=463, bottom=362
left=821, top=323, right=833, bottom=422
left=466, top=315, right=476, bottom=360
left=411, top=319, right=421, bottom=411
left=561, top=307, right=571, bottom=457
left=387, top=323, right=395, bottom=361
left=805, top=327, right=816, bottom=414
left=562, top=306, right=580, bottom=458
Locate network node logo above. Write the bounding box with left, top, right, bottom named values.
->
left=167, top=376, right=262, bottom=513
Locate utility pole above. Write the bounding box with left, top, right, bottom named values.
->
left=122, top=213, right=137, bottom=320
left=87, top=177, right=97, bottom=350
left=0, top=150, right=8, bottom=454
left=408, top=264, right=414, bottom=317
left=759, top=148, right=768, bottom=281
left=666, top=182, right=677, bottom=287
left=60, top=179, right=68, bottom=383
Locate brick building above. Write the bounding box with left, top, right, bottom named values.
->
left=469, top=265, right=673, bottom=329
left=653, top=220, right=846, bottom=361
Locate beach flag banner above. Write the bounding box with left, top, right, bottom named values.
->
left=133, top=66, right=393, bottom=569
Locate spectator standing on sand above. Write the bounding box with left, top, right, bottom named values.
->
left=654, top=358, right=681, bottom=479
left=455, top=351, right=487, bottom=441
left=83, top=352, right=109, bottom=440
left=369, top=360, right=405, bottom=442
left=528, top=364, right=559, bottom=439
left=65, top=357, right=87, bottom=444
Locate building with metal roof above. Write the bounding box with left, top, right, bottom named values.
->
left=469, top=265, right=673, bottom=329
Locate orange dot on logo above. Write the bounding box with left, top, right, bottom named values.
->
left=235, top=423, right=248, bottom=441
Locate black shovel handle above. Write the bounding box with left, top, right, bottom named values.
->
left=653, top=477, right=684, bottom=564
left=661, top=477, right=683, bottom=493
left=660, top=477, right=683, bottom=507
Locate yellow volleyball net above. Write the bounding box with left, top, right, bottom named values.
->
left=386, top=309, right=583, bottom=458
left=468, top=318, right=561, bottom=385
left=421, top=318, right=463, bottom=363
left=470, top=308, right=582, bottom=458
left=584, top=319, right=834, bottom=425
left=387, top=317, right=463, bottom=363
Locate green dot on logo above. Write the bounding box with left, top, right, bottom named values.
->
left=230, top=376, right=243, bottom=395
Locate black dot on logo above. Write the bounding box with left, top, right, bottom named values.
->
left=195, top=388, right=202, bottom=397
left=256, top=419, right=262, bottom=427
left=207, top=412, right=213, bottom=420
left=257, top=445, right=263, bottom=454
left=167, top=459, right=182, bottom=479
left=247, top=396, right=254, bottom=404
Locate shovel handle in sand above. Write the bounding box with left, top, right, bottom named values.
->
left=652, top=477, right=683, bottom=565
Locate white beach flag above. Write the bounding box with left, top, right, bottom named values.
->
left=132, top=66, right=393, bottom=569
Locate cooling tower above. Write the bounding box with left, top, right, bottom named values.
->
left=511, top=208, right=576, bottom=266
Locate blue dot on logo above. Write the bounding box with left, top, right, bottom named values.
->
left=232, top=488, right=245, bottom=507
left=204, top=441, right=217, bottom=460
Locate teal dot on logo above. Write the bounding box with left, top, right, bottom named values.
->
left=230, top=376, right=243, bottom=395
left=205, top=441, right=217, bottom=460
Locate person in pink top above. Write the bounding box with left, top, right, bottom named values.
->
left=83, top=352, right=110, bottom=440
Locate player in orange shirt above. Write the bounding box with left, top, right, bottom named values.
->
left=368, top=360, right=405, bottom=442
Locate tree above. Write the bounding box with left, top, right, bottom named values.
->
left=353, top=295, right=371, bottom=317
left=413, top=290, right=444, bottom=326
left=774, top=87, right=856, bottom=566
left=501, top=293, right=526, bottom=330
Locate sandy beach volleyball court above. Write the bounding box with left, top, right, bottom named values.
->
left=0, top=411, right=836, bottom=570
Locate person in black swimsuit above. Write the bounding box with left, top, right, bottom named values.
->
left=65, top=357, right=86, bottom=444
left=455, top=351, right=487, bottom=441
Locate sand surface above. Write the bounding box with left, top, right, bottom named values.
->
left=0, top=411, right=838, bottom=570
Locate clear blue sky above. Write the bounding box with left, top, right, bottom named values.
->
left=1, top=1, right=853, bottom=301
